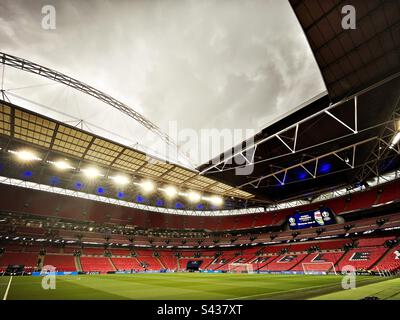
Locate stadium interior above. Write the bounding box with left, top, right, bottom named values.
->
left=0, top=0, right=400, bottom=301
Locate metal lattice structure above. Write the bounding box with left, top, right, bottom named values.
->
left=0, top=52, right=171, bottom=143
left=0, top=101, right=254, bottom=200
left=198, top=0, right=400, bottom=203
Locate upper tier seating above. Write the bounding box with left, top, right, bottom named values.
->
left=109, top=248, right=132, bottom=256
left=2, top=178, right=400, bottom=232
left=82, top=248, right=105, bottom=256
left=377, top=182, right=400, bottom=204
left=357, top=237, right=395, bottom=247
left=346, top=189, right=378, bottom=211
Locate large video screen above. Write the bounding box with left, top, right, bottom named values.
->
left=288, top=208, right=336, bottom=230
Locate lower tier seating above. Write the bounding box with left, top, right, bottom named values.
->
left=291, top=252, right=344, bottom=271
left=0, top=252, right=38, bottom=271
left=80, top=257, right=114, bottom=273
left=159, top=255, right=179, bottom=270
left=337, top=247, right=388, bottom=271
left=372, top=245, right=400, bottom=272
left=43, top=255, right=77, bottom=272
left=261, top=253, right=308, bottom=271
left=135, top=256, right=163, bottom=270
left=111, top=257, right=142, bottom=271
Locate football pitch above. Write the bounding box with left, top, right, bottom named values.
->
left=0, top=273, right=399, bottom=300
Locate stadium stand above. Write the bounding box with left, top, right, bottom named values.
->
left=111, top=257, right=142, bottom=271
left=159, top=254, right=179, bottom=271
left=357, top=237, right=395, bottom=247
left=43, top=255, right=77, bottom=272
left=291, top=252, right=344, bottom=272
left=372, top=245, right=400, bottom=272
left=80, top=257, right=114, bottom=273
left=262, top=254, right=308, bottom=271
left=2, top=179, right=400, bottom=232
left=0, top=252, right=39, bottom=271
left=337, top=248, right=389, bottom=272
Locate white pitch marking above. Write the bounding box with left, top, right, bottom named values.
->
left=3, top=276, right=13, bottom=300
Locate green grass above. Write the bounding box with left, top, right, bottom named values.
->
left=0, top=273, right=398, bottom=300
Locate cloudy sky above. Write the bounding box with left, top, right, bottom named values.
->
left=0, top=0, right=326, bottom=168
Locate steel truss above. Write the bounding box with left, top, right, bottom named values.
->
left=239, top=137, right=375, bottom=189
left=238, top=88, right=400, bottom=191
left=355, top=93, right=400, bottom=183
left=202, top=73, right=400, bottom=176
left=0, top=176, right=264, bottom=217
left=202, top=95, right=358, bottom=175
left=0, top=52, right=181, bottom=159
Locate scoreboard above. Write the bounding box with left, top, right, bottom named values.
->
left=288, top=207, right=336, bottom=230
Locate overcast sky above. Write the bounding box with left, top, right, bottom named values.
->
left=0, top=0, right=326, bottom=168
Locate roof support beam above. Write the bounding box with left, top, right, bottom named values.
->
left=238, top=137, right=376, bottom=189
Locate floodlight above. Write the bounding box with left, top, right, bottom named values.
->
left=140, top=180, right=155, bottom=193
left=51, top=160, right=75, bottom=170
left=82, top=167, right=102, bottom=178
left=163, top=186, right=177, bottom=198
left=110, top=175, right=130, bottom=185
left=209, top=195, right=223, bottom=206
left=11, top=149, right=41, bottom=162
left=188, top=191, right=201, bottom=202
left=390, top=132, right=400, bottom=148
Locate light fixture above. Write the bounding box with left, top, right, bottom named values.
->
left=10, top=149, right=41, bottom=162
left=188, top=191, right=201, bottom=203
left=209, top=195, right=223, bottom=206
left=81, top=167, right=103, bottom=178
left=140, top=180, right=155, bottom=193
left=390, top=132, right=400, bottom=148
left=163, top=185, right=177, bottom=198
left=50, top=160, right=75, bottom=170
left=110, top=175, right=130, bottom=185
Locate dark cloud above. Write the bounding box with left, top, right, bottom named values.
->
left=0, top=0, right=326, bottom=166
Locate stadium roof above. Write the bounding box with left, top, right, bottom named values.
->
left=0, top=101, right=253, bottom=200
left=199, top=0, right=400, bottom=203
left=0, top=0, right=326, bottom=168
left=0, top=0, right=399, bottom=208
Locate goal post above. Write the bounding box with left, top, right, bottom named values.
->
left=228, top=263, right=254, bottom=274
left=302, top=262, right=337, bottom=275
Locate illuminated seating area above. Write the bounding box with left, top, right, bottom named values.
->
left=2, top=178, right=400, bottom=234
left=0, top=252, right=39, bottom=271
left=337, top=247, right=388, bottom=272
left=111, top=257, right=142, bottom=271
left=357, top=237, right=395, bottom=247
left=291, top=252, right=344, bottom=272
left=43, top=254, right=77, bottom=272
left=261, top=253, right=308, bottom=271
left=80, top=257, right=114, bottom=273
left=135, top=256, right=163, bottom=270
left=159, top=255, right=179, bottom=271
left=372, top=245, right=400, bottom=272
